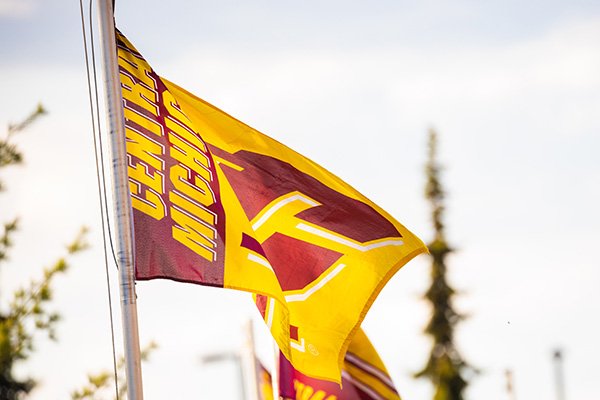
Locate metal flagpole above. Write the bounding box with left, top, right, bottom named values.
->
left=97, top=0, right=144, bottom=398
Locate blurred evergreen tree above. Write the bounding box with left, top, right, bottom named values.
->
left=0, top=105, right=88, bottom=399
left=415, top=129, right=472, bottom=400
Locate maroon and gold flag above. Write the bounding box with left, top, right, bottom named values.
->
left=257, top=360, right=274, bottom=400
left=116, top=29, right=426, bottom=382
left=279, top=328, right=401, bottom=400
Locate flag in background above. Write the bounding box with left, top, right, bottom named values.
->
left=279, top=328, right=401, bottom=400
left=257, top=360, right=274, bottom=400
left=116, top=29, right=426, bottom=382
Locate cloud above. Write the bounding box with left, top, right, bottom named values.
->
left=0, top=0, right=36, bottom=18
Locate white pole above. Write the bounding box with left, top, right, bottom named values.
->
left=240, top=320, right=261, bottom=400
left=553, top=349, right=566, bottom=400
left=200, top=352, right=246, bottom=400
left=96, top=1, right=144, bottom=398
left=271, top=340, right=280, bottom=400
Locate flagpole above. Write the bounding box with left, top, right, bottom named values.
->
left=97, top=0, right=144, bottom=398
left=240, top=320, right=261, bottom=400
left=271, top=339, right=280, bottom=400
left=553, top=349, right=565, bottom=400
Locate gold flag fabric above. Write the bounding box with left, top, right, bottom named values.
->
left=116, top=29, right=426, bottom=382
left=257, top=359, right=274, bottom=400
left=280, top=328, right=401, bottom=400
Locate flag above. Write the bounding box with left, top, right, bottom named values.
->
left=279, top=328, right=401, bottom=400
left=116, top=29, right=426, bottom=382
left=257, top=360, right=274, bottom=400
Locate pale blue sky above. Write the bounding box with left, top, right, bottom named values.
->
left=1, top=0, right=599, bottom=399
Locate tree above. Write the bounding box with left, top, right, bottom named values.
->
left=415, top=129, right=472, bottom=400
left=0, top=105, right=88, bottom=399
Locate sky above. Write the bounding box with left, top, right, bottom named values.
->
left=1, top=0, right=599, bottom=399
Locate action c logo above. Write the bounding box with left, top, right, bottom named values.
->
left=250, top=191, right=403, bottom=302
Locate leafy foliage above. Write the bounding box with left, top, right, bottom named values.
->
left=0, top=104, right=46, bottom=190
left=0, top=220, right=18, bottom=265
left=71, top=342, right=158, bottom=400
left=0, top=105, right=88, bottom=399
left=415, top=129, right=473, bottom=400
left=0, top=229, right=88, bottom=399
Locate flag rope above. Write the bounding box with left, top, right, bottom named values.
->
left=84, top=0, right=120, bottom=271
left=78, top=0, right=120, bottom=397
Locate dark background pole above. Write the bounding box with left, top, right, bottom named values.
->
left=553, top=349, right=566, bottom=400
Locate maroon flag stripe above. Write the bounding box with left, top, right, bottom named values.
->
left=345, top=352, right=398, bottom=394
left=342, top=371, right=388, bottom=400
